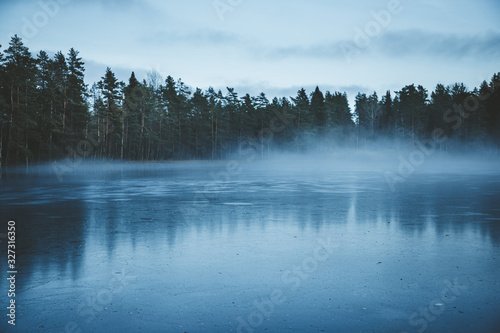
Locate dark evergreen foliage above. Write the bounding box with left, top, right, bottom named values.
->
left=0, top=36, right=499, bottom=166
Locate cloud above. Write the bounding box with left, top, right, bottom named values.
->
left=377, top=30, right=500, bottom=59
left=251, top=30, right=500, bottom=62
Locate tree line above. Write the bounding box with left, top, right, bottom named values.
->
left=0, top=35, right=499, bottom=167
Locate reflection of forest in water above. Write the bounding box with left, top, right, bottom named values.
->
left=1, top=166, right=499, bottom=291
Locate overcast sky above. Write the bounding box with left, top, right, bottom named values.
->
left=1, top=0, right=499, bottom=107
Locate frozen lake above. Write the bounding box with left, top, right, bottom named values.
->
left=1, top=160, right=500, bottom=332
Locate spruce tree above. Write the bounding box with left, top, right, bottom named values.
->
left=66, top=48, right=88, bottom=151
left=310, top=86, right=326, bottom=130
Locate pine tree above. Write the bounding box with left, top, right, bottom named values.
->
left=325, top=91, right=353, bottom=128
left=292, top=88, right=309, bottom=131
left=66, top=48, right=89, bottom=151
left=224, top=87, right=240, bottom=149
left=354, top=93, right=368, bottom=128
left=254, top=92, right=269, bottom=157
left=0, top=44, right=5, bottom=166
left=123, top=72, right=146, bottom=160
left=484, top=73, right=500, bottom=146
left=89, top=83, right=107, bottom=158
left=190, top=88, right=211, bottom=158
left=395, top=84, right=428, bottom=142
left=34, top=50, right=53, bottom=160
left=324, top=91, right=354, bottom=145
left=378, top=91, right=394, bottom=137
left=3, top=35, right=37, bottom=166
left=162, top=76, right=179, bottom=157
left=240, top=93, right=257, bottom=138
left=429, top=84, right=452, bottom=140
left=98, top=67, right=123, bottom=158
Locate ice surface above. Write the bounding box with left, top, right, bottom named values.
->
left=0, top=160, right=499, bottom=332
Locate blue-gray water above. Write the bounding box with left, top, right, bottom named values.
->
left=0, top=160, right=499, bottom=332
